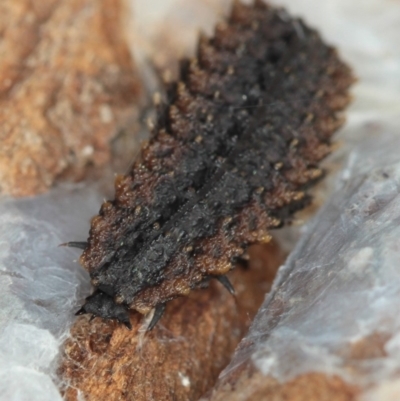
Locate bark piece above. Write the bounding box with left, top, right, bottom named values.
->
left=203, top=366, right=359, bottom=401
left=60, top=242, right=284, bottom=401
left=0, top=0, right=140, bottom=197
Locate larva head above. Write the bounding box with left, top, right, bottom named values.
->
left=77, top=290, right=131, bottom=329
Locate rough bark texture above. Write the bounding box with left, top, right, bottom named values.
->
left=0, top=0, right=140, bottom=197
left=60, top=242, right=285, bottom=401
left=202, top=366, right=359, bottom=401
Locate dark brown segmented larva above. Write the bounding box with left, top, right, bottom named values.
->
left=66, top=0, right=353, bottom=330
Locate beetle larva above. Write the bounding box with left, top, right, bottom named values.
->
left=65, top=0, right=353, bottom=330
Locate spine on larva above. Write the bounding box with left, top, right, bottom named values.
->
left=72, top=0, right=353, bottom=328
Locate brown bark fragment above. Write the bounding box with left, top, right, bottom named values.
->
left=204, top=366, right=359, bottom=401
left=343, top=332, right=389, bottom=361
left=60, top=242, right=284, bottom=401
left=0, top=0, right=140, bottom=197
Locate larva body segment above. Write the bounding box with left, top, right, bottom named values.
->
left=76, top=1, right=353, bottom=327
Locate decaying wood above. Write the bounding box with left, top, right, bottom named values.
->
left=0, top=0, right=140, bottom=196
left=60, top=242, right=284, bottom=401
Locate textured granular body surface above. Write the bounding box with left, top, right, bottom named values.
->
left=76, top=1, right=353, bottom=325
